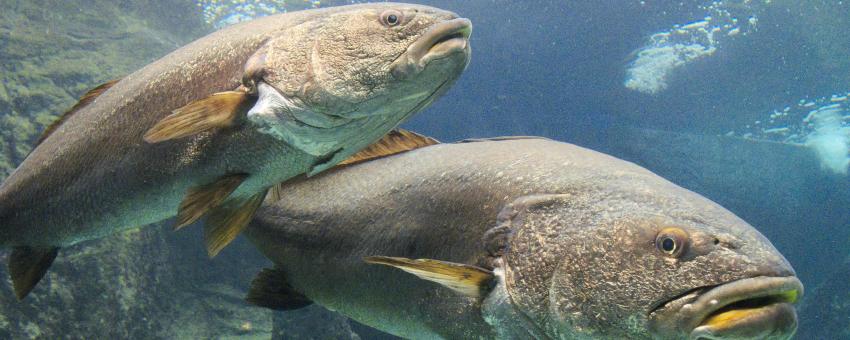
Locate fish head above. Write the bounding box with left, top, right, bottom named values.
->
left=245, top=4, right=471, bottom=160
left=485, top=184, right=801, bottom=339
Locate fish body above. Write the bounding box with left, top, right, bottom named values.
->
left=0, top=3, right=471, bottom=298
left=247, top=138, right=802, bottom=339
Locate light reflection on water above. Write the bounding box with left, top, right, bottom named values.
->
left=732, top=92, right=850, bottom=174
left=197, top=0, right=358, bottom=28
left=624, top=0, right=765, bottom=95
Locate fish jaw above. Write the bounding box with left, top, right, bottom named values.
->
left=390, top=18, right=473, bottom=80
left=649, top=276, right=803, bottom=339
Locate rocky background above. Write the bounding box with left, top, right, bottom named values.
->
left=0, top=0, right=847, bottom=339
left=0, top=0, right=206, bottom=175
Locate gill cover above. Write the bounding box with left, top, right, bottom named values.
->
left=248, top=82, right=350, bottom=156
left=479, top=194, right=575, bottom=339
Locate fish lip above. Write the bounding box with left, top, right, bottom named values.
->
left=689, top=303, right=797, bottom=340
left=651, top=276, right=802, bottom=339
left=390, top=18, right=472, bottom=79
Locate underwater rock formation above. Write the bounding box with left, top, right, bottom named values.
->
left=0, top=0, right=206, bottom=176
left=0, top=226, right=176, bottom=338
left=0, top=223, right=278, bottom=338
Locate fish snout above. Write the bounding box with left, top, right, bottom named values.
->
left=390, top=18, right=472, bottom=80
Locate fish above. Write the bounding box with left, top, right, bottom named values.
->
left=0, top=3, right=472, bottom=299
left=245, top=137, right=803, bottom=339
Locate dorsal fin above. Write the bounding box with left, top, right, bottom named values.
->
left=36, top=79, right=121, bottom=145
left=8, top=246, right=60, bottom=300
left=245, top=267, right=312, bottom=311
left=264, top=129, right=439, bottom=204
left=364, top=256, right=494, bottom=298
left=338, top=129, right=439, bottom=166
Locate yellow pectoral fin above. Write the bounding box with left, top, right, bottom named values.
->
left=144, top=91, right=253, bottom=143
left=364, top=256, right=493, bottom=298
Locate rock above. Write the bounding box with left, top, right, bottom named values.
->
left=0, top=223, right=273, bottom=339
left=0, top=226, right=174, bottom=338
left=0, top=0, right=208, bottom=176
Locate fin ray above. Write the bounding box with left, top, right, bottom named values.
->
left=364, top=256, right=493, bottom=298
left=175, top=174, right=247, bottom=230
left=338, top=129, right=439, bottom=166
left=265, top=183, right=285, bottom=204
left=264, top=129, right=438, bottom=204
left=204, top=189, right=267, bottom=257
left=144, top=91, right=252, bottom=143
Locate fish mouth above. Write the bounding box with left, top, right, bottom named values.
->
left=391, top=18, right=472, bottom=80
left=651, top=276, right=802, bottom=339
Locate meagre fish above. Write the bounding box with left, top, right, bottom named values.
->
left=246, top=137, right=802, bottom=340
left=0, top=3, right=471, bottom=299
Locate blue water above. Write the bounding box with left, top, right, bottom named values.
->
left=2, top=0, right=849, bottom=338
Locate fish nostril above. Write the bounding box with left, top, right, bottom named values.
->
left=717, top=240, right=740, bottom=250
left=712, top=235, right=740, bottom=249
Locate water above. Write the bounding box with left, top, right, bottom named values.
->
left=0, top=0, right=848, bottom=338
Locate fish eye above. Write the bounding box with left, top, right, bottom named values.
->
left=655, top=227, right=689, bottom=258
left=381, top=10, right=403, bottom=27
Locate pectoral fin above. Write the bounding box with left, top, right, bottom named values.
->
left=175, top=174, right=247, bottom=230
left=144, top=91, right=253, bottom=143
left=338, top=129, right=439, bottom=166
left=204, top=189, right=267, bottom=257
left=364, top=256, right=493, bottom=298
left=9, top=246, right=59, bottom=300
left=245, top=267, right=312, bottom=311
